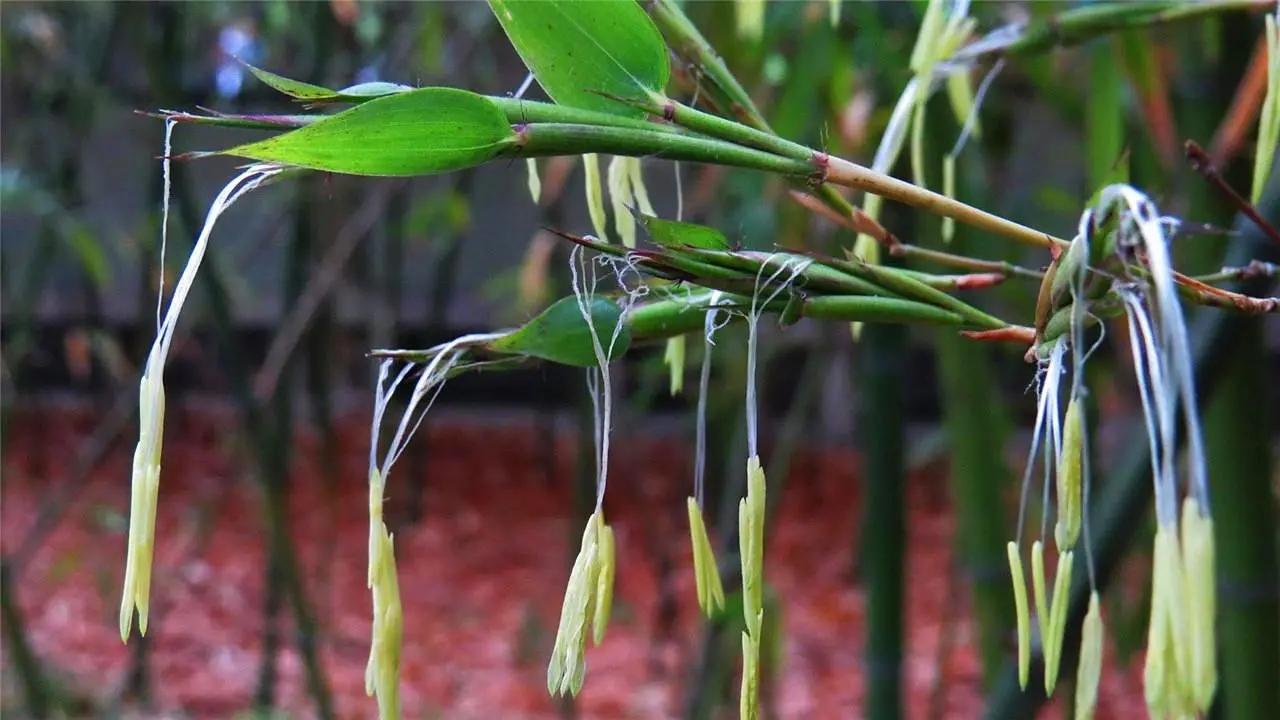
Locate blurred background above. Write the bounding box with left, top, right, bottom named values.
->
left=1, top=1, right=1277, bottom=718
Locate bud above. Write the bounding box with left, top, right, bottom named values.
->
left=1005, top=541, right=1031, bottom=690
left=526, top=158, right=541, bottom=204
left=1044, top=549, right=1074, bottom=695
left=1055, top=398, right=1084, bottom=551
left=582, top=154, right=609, bottom=243
left=687, top=497, right=726, bottom=616
left=120, top=368, right=166, bottom=640
left=547, top=511, right=602, bottom=697
left=592, top=522, right=616, bottom=645
left=665, top=335, right=687, bottom=396
left=1180, top=497, right=1216, bottom=711
left=1074, top=592, right=1104, bottom=720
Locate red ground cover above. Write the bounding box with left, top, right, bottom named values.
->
left=1, top=403, right=1146, bottom=718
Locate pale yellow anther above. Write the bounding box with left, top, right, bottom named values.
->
left=665, top=336, right=687, bottom=396
left=1180, top=497, right=1217, bottom=711
left=365, top=526, right=402, bottom=720
left=734, top=0, right=765, bottom=41
left=592, top=522, right=616, bottom=645
left=1006, top=541, right=1031, bottom=690
left=582, top=154, right=609, bottom=244
left=687, top=497, right=726, bottom=616
left=625, top=156, right=655, bottom=216
left=120, top=368, right=166, bottom=641
left=1055, top=399, right=1084, bottom=551
left=607, top=156, right=638, bottom=248
left=740, top=456, right=766, bottom=639
left=1074, top=592, right=1104, bottom=720
left=526, top=158, right=541, bottom=205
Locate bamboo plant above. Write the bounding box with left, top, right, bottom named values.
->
left=118, top=1, right=1280, bottom=718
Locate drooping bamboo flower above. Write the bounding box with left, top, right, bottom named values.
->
left=1103, top=185, right=1216, bottom=714
left=1074, top=592, right=1104, bottom=720
left=547, top=511, right=604, bottom=697
left=120, top=163, right=284, bottom=642
left=365, top=524, right=402, bottom=720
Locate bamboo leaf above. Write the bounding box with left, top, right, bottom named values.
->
left=489, top=0, right=669, bottom=117
left=246, top=63, right=339, bottom=100
left=491, top=296, right=631, bottom=367
left=638, top=213, right=730, bottom=250
left=246, top=63, right=412, bottom=103
left=223, top=88, right=516, bottom=176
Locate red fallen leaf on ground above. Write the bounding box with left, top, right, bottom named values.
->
left=2, top=404, right=1146, bottom=718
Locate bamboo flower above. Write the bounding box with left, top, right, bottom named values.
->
left=365, top=524, right=402, bottom=720
left=582, top=153, right=609, bottom=243
left=1044, top=549, right=1074, bottom=695
left=548, top=511, right=604, bottom=697
left=664, top=334, right=687, bottom=396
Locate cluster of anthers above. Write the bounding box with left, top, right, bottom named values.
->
left=1007, top=185, right=1218, bottom=720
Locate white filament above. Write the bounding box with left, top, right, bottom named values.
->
left=746, top=256, right=810, bottom=457
left=1103, top=185, right=1208, bottom=512
left=694, top=292, right=731, bottom=507
left=158, top=117, right=176, bottom=330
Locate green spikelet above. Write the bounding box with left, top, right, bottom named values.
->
left=1055, top=399, right=1084, bottom=551
left=1044, top=549, right=1074, bottom=694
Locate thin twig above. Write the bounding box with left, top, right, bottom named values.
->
left=1185, top=140, right=1280, bottom=245
left=252, top=182, right=402, bottom=400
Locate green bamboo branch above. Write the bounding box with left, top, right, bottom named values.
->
left=976, top=0, right=1267, bottom=59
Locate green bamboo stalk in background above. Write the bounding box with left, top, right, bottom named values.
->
left=860, top=320, right=907, bottom=720
left=1205, top=318, right=1279, bottom=720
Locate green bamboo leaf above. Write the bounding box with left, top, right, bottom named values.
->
left=638, top=213, right=730, bottom=250
left=223, top=88, right=517, bottom=176
left=489, top=0, right=670, bottom=117
left=247, top=63, right=414, bottom=103
left=246, top=63, right=338, bottom=100
left=491, top=296, right=631, bottom=367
